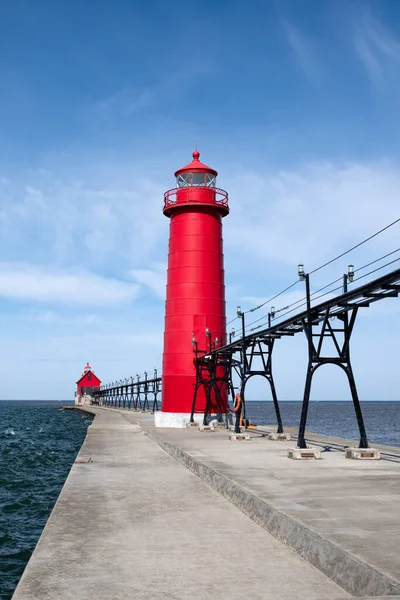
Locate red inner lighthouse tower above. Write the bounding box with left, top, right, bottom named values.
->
left=160, top=151, right=229, bottom=423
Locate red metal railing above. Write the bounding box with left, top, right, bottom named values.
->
left=163, top=187, right=229, bottom=211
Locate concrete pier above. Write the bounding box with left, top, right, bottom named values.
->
left=12, top=407, right=400, bottom=599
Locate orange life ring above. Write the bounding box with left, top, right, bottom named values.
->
left=233, top=393, right=242, bottom=413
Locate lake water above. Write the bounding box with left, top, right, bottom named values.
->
left=245, top=400, right=400, bottom=447
left=0, top=402, right=91, bottom=599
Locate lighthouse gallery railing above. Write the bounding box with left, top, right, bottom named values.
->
left=163, top=187, right=229, bottom=211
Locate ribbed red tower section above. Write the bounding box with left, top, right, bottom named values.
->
left=162, top=151, right=229, bottom=415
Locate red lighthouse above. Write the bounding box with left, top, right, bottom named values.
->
left=157, top=151, right=229, bottom=427
left=76, top=362, right=101, bottom=397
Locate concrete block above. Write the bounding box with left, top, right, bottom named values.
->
left=287, top=447, right=321, bottom=460
left=229, top=433, right=250, bottom=441
left=186, top=421, right=199, bottom=428
left=197, top=425, right=215, bottom=432
left=345, top=447, right=381, bottom=460
left=268, top=432, right=291, bottom=441
left=229, top=425, right=245, bottom=432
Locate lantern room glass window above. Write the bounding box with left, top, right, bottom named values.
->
left=176, top=173, right=216, bottom=188
left=206, top=174, right=216, bottom=187
left=176, top=173, right=190, bottom=187
left=191, top=173, right=205, bottom=186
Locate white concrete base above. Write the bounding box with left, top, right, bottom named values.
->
left=154, top=412, right=204, bottom=429
left=345, top=447, right=381, bottom=460
left=198, top=425, right=215, bottom=432
left=269, top=432, right=291, bottom=441
left=229, top=433, right=250, bottom=441
left=208, top=419, right=228, bottom=429
left=288, top=447, right=322, bottom=460
left=75, top=394, right=93, bottom=406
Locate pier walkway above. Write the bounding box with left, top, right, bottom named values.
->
left=135, top=414, right=400, bottom=598
left=12, top=407, right=400, bottom=600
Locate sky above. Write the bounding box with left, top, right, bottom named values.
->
left=1, top=0, right=400, bottom=400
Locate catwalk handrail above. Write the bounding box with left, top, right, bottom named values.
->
left=207, top=267, right=400, bottom=354
left=92, top=373, right=162, bottom=412
left=94, top=375, right=162, bottom=393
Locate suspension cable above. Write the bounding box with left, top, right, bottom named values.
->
left=353, top=256, right=400, bottom=283
left=249, top=247, right=400, bottom=332
left=245, top=253, right=400, bottom=335
left=254, top=263, right=400, bottom=334
left=309, top=217, right=400, bottom=275
left=227, top=218, right=400, bottom=328
left=356, top=247, right=400, bottom=273
left=243, top=280, right=300, bottom=329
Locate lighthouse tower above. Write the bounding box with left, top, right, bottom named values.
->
left=156, top=151, right=229, bottom=427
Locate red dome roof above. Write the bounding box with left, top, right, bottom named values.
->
left=174, top=150, right=218, bottom=177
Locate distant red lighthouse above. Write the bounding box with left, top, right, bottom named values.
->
left=76, top=362, right=101, bottom=396
left=158, top=151, right=229, bottom=426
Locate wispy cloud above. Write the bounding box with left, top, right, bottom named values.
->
left=86, top=62, right=213, bottom=130
left=281, top=20, right=324, bottom=81
left=354, top=11, right=400, bottom=89
left=0, top=264, right=140, bottom=306
left=23, top=310, right=102, bottom=325
left=94, top=87, right=154, bottom=121
left=0, top=169, right=167, bottom=268
left=131, top=263, right=167, bottom=300
left=224, top=160, right=400, bottom=276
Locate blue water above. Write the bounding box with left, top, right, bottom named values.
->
left=0, top=402, right=91, bottom=600
left=0, top=400, right=399, bottom=599
left=245, top=401, right=400, bottom=447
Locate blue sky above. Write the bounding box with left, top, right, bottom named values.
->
left=1, top=0, right=400, bottom=400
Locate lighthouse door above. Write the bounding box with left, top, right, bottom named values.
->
left=193, top=314, right=207, bottom=351
left=192, top=314, right=209, bottom=412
